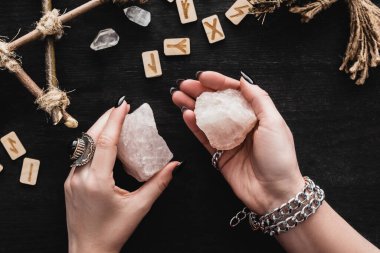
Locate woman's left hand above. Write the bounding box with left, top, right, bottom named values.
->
left=64, top=99, right=180, bottom=253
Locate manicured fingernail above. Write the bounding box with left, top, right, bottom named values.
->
left=115, top=96, right=126, bottom=108
left=195, top=71, right=203, bottom=80
left=180, top=106, right=189, bottom=113
left=240, top=71, right=254, bottom=85
left=170, top=87, right=178, bottom=96
left=172, top=161, right=186, bottom=176
left=176, top=79, right=185, bottom=89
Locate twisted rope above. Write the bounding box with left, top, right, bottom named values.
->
left=289, top=0, right=338, bottom=23
left=36, top=9, right=64, bottom=39
left=0, top=40, right=20, bottom=72
left=100, top=0, right=148, bottom=4
left=319, top=0, right=335, bottom=9
left=35, top=86, right=70, bottom=114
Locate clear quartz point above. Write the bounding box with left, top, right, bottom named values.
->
left=90, top=28, right=120, bottom=51
left=123, top=6, right=151, bottom=27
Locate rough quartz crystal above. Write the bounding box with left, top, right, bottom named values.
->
left=194, top=89, right=257, bottom=150
left=124, top=6, right=151, bottom=27
left=117, top=103, right=173, bottom=182
left=90, top=28, right=119, bottom=51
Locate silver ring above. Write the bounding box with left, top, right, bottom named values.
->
left=211, top=150, right=224, bottom=170
left=69, top=133, right=96, bottom=167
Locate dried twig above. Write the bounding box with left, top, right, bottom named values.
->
left=1, top=57, right=78, bottom=127
left=0, top=0, right=146, bottom=128
left=248, top=0, right=380, bottom=85
left=8, top=0, right=147, bottom=51
left=9, top=0, right=106, bottom=51
left=42, top=0, right=76, bottom=126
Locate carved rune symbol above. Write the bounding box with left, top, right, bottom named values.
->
left=230, top=5, right=250, bottom=18
left=148, top=53, right=157, bottom=73
left=7, top=138, right=18, bottom=154
left=167, top=39, right=187, bottom=54
left=28, top=163, right=34, bottom=183
left=181, top=0, right=190, bottom=19
left=204, top=18, right=223, bottom=40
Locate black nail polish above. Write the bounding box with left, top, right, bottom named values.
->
left=180, top=106, right=189, bottom=113
left=172, top=161, right=186, bottom=176
left=240, top=71, right=254, bottom=84
left=115, top=96, right=126, bottom=107
left=170, top=87, right=178, bottom=96
left=195, top=71, right=203, bottom=80
left=175, top=79, right=185, bottom=89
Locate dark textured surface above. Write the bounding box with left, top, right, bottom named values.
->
left=0, top=0, right=379, bottom=252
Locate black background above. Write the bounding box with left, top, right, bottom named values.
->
left=0, top=0, right=379, bottom=252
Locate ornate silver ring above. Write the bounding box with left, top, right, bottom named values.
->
left=211, top=150, right=224, bottom=170
left=69, top=133, right=96, bottom=167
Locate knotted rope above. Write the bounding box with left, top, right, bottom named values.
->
left=0, top=40, right=20, bottom=72
left=35, top=86, right=70, bottom=115
left=100, top=0, right=148, bottom=4
left=289, top=0, right=338, bottom=23
left=36, top=9, right=64, bottom=39
left=339, top=0, right=380, bottom=85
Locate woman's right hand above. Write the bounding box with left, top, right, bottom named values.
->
left=171, top=71, right=304, bottom=214
left=65, top=99, right=181, bottom=253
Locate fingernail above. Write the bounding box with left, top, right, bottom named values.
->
left=115, top=96, right=126, bottom=108
left=172, top=161, right=186, bottom=176
left=170, top=87, right=178, bottom=96
left=240, top=71, right=254, bottom=85
left=176, top=79, right=185, bottom=89
left=180, top=106, right=189, bottom=113
left=195, top=71, right=203, bottom=80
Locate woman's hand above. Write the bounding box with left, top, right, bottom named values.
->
left=171, top=71, right=304, bottom=214
left=64, top=98, right=180, bottom=253
left=171, top=72, right=380, bottom=253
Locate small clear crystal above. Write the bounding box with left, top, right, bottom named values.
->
left=124, top=6, right=151, bottom=27
left=90, top=28, right=119, bottom=51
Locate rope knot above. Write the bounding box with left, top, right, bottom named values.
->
left=35, top=87, right=70, bottom=114
left=0, top=40, right=20, bottom=72
left=36, top=9, right=64, bottom=39
left=318, top=0, right=334, bottom=10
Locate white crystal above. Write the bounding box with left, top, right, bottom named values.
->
left=124, top=6, right=151, bottom=27
left=194, top=89, right=257, bottom=150
left=117, top=103, right=173, bottom=182
left=90, top=28, right=119, bottom=51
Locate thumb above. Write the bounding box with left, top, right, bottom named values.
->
left=239, top=75, right=281, bottom=121
left=134, top=161, right=181, bottom=208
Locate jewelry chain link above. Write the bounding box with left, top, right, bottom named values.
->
left=229, top=177, right=325, bottom=236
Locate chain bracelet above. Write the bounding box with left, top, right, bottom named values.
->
left=229, top=177, right=325, bottom=236
left=259, top=177, right=314, bottom=228
left=212, top=150, right=224, bottom=170
left=262, top=186, right=325, bottom=236
left=229, top=207, right=249, bottom=227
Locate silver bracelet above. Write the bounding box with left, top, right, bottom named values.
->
left=211, top=150, right=224, bottom=170
left=229, top=177, right=325, bottom=236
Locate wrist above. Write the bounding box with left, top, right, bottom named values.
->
left=69, top=238, right=119, bottom=253
left=254, top=176, right=305, bottom=214
left=247, top=177, right=325, bottom=236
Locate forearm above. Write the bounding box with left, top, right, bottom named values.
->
left=276, top=202, right=379, bottom=253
